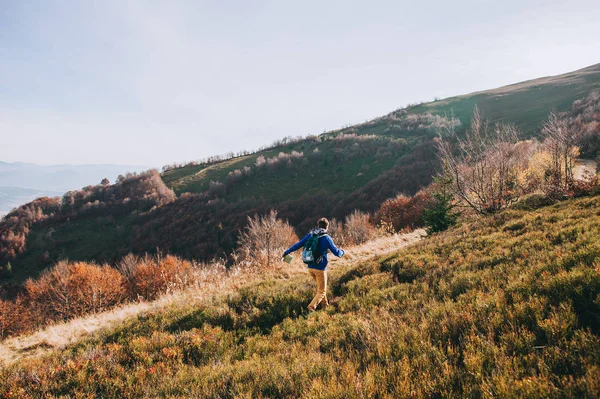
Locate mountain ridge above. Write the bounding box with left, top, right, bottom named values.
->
left=2, top=62, right=600, bottom=284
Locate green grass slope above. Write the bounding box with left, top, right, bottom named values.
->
left=162, top=136, right=408, bottom=201
left=3, top=195, right=599, bottom=397
left=162, top=63, right=600, bottom=200
left=7, top=215, right=137, bottom=284
left=3, top=63, right=599, bottom=285
left=400, top=63, right=600, bottom=135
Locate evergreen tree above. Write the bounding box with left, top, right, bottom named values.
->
left=423, top=178, right=460, bottom=234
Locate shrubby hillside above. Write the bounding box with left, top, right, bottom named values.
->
left=1, top=193, right=599, bottom=397
left=0, top=171, right=175, bottom=283
left=1, top=63, right=600, bottom=284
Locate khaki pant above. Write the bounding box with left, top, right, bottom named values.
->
left=308, top=268, right=328, bottom=310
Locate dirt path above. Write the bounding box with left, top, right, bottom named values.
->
left=0, top=230, right=425, bottom=368
left=327, top=229, right=426, bottom=270
left=574, top=159, right=597, bottom=180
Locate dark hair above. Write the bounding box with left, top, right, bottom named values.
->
left=318, top=217, right=329, bottom=230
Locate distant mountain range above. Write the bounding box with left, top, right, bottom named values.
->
left=0, top=162, right=149, bottom=216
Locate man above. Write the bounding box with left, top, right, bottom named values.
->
left=282, top=218, right=345, bottom=312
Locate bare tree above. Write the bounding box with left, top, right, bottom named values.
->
left=437, top=107, right=527, bottom=214
left=237, top=210, right=298, bottom=268
left=541, top=111, right=579, bottom=195
left=343, top=210, right=376, bottom=245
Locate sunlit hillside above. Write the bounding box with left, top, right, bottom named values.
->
left=162, top=63, right=600, bottom=197
left=1, top=195, right=599, bottom=397
left=1, top=63, right=600, bottom=284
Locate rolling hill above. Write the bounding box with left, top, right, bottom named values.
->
left=1, top=193, right=599, bottom=397
left=162, top=62, right=600, bottom=197
left=0, top=162, right=149, bottom=216
left=1, top=63, right=600, bottom=284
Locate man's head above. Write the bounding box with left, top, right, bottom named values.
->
left=318, top=217, right=329, bottom=230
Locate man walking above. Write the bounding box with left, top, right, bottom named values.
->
left=282, top=218, right=345, bottom=311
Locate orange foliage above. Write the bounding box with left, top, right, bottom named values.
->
left=0, top=296, right=32, bottom=339
left=342, top=211, right=377, bottom=246
left=372, top=191, right=432, bottom=232
left=237, top=210, right=298, bottom=268
left=128, top=255, right=194, bottom=300
left=0, top=254, right=199, bottom=341
left=25, top=261, right=126, bottom=320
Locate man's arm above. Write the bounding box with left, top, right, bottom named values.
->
left=325, top=236, right=345, bottom=257
left=283, top=234, right=310, bottom=256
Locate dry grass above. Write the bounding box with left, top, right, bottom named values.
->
left=0, top=230, right=425, bottom=368
left=328, top=228, right=426, bottom=268
left=0, top=262, right=236, bottom=367
left=2, top=195, right=599, bottom=396
left=437, top=64, right=600, bottom=105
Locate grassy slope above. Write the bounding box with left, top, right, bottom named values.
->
left=409, top=63, right=600, bottom=134
left=162, top=137, right=408, bottom=200
left=4, top=63, right=599, bottom=285
left=162, top=63, right=600, bottom=200
left=8, top=216, right=136, bottom=284
left=2, top=196, right=599, bottom=397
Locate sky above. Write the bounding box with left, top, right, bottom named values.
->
left=1, top=0, right=599, bottom=167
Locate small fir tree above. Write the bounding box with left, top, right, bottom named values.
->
left=423, top=178, right=460, bottom=234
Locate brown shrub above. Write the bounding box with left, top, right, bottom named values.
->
left=0, top=253, right=202, bottom=341
left=343, top=210, right=377, bottom=246
left=326, top=218, right=346, bottom=247
left=372, top=190, right=432, bottom=232
left=437, top=107, right=531, bottom=214
left=237, top=210, right=298, bottom=268
left=571, top=170, right=600, bottom=197
left=0, top=296, right=32, bottom=339
left=128, top=255, right=194, bottom=300
left=25, top=261, right=126, bottom=320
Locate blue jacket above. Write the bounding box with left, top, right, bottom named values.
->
left=283, top=230, right=345, bottom=270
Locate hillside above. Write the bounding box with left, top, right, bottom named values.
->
left=1, top=195, right=599, bottom=397
left=0, top=187, right=64, bottom=213
left=162, top=63, right=600, bottom=197
left=0, top=163, right=149, bottom=214
left=2, top=63, right=600, bottom=284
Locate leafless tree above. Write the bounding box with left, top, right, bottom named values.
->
left=437, top=107, right=527, bottom=214
left=343, top=210, right=376, bottom=245
left=237, top=210, right=298, bottom=268
left=541, top=111, right=579, bottom=195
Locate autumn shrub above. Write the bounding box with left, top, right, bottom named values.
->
left=437, top=107, right=534, bottom=214
left=237, top=210, right=298, bottom=268
left=326, top=218, right=346, bottom=247
left=342, top=210, right=377, bottom=245
left=570, top=90, right=600, bottom=158
left=571, top=170, right=600, bottom=197
left=1, top=195, right=600, bottom=397
left=372, top=190, right=432, bottom=232
left=127, top=255, right=194, bottom=301
left=541, top=112, right=580, bottom=198
left=0, top=254, right=202, bottom=341
left=25, top=261, right=126, bottom=321
left=0, top=296, right=32, bottom=339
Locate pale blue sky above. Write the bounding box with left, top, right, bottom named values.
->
left=1, top=0, right=599, bottom=167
